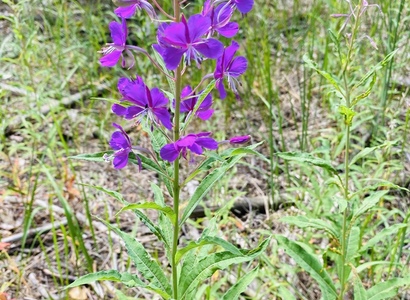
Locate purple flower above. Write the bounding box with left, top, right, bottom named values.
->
left=112, top=76, right=172, bottom=130
left=99, top=18, right=134, bottom=68
left=202, top=1, right=238, bottom=38
left=114, top=0, right=156, bottom=19
left=216, top=0, right=254, bottom=14
left=214, top=40, right=248, bottom=99
left=160, top=132, right=218, bottom=162
left=108, top=123, right=133, bottom=169
left=229, top=135, right=251, bottom=144
left=153, top=14, right=224, bottom=70
left=176, top=86, right=214, bottom=120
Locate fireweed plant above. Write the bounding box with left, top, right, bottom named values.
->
left=276, top=1, right=410, bottom=299
left=68, top=0, right=269, bottom=299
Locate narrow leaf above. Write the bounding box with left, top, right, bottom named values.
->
left=352, top=190, right=389, bottom=220
left=351, top=73, right=376, bottom=107
left=280, top=216, right=339, bottom=240
left=221, top=267, right=259, bottom=300
left=117, top=202, right=176, bottom=223
left=367, top=277, right=410, bottom=300
left=276, top=235, right=337, bottom=298
left=179, top=238, right=270, bottom=299
left=98, top=218, right=172, bottom=296
left=353, top=275, right=367, bottom=300
left=346, top=226, right=360, bottom=263
left=277, top=152, right=337, bottom=175
left=360, top=223, right=407, bottom=252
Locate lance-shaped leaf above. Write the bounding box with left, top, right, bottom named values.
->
left=221, top=267, right=259, bottom=300
left=277, top=152, right=338, bottom=175
left=98, top=218, right=172, bottom=296
left=276, top=235, right=337, bottom=299
left=67, top=270, right=143, bottom=288
left=346, top=226, right=360, bottom=263
left=152, top=183, right=173, bottom=255
left=280, top=216, right=340, bottom=241
left=352, top=190, right=389, bottom=220
left=179, top=238, right=270, bottom=299
left=176, top=235, right=242, bottom=264
left=366, top=277, right=410, bottom=300
left=360, top=223, right=407, bottom=253
left=117, top=202, right=176, bottom=224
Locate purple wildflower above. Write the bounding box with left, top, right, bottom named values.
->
left=176, top=86, right=214, bottom=120
left=112, top=76, right=172, bottom=130
left=114, top=0, right=156, bottom=19
left=214, top=41, right=248, bottom=99
left=99, top=18, right=134, bottom=68
left=229, top=135, right=251, bottom=144
left=213, top=0, right=254, bottom=14
left=202, top=1, right=238, bottom=38
left=153, top=14, right=224, bottom=70
left=160, top=132, right=218, bottom=162
left=108, top=123, right=134, bottom=169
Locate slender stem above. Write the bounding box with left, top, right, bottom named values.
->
left=151, top=0, right=175, bottom=20
left=171, top=3, right=182, bottom=299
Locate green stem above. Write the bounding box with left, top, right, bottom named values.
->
left=171, top=2, right=182, bottom=299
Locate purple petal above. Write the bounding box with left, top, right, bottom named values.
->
left=194, top=38, right=224, bottom=59
left=229, top=135, right=251, bottom=144
left=176, top=135, right=196, bottom=147
left=153, top=107, right=172, bottom=130
left=124, top=106, right=145, bottom=119
left=216, top=80, right=227, bottom=99
left=150, top=88, right=168, bottom=108
left=100, top=50, right=122, bottom=67
left=223, top=41, right=240, bottom=69
left=202, top=0, right=212, bottom=16
left=110, top=131, right=129, bottom=150
left=180, top=98, right=195, bottom=112
left=188, top=14, right=211, bottom=42
left=188, top=143, right=203, bottom=155
left=109, top=21, right=125, bottom=45
left=195, top=132, right=212, bottom=137
left=218, top=22, right=239, bottom=38
left=160, top=143, right=180, bottom=162
left=235, top=0, right=254, bottom=14
left=195, top=137, right=219, bottom=150
left=229, top=56, right=248, bottom=76
left=196, top=109, right=214, bottom=120
left=115, top=5, right=138, bottom=19
left=112, top=104, right=127, bottom=116
left=199, top=93, right=212, bottom=110
left=162, top=47, right=186, bottom=70
left=163, top=22, right=188, bottom=46
left=181, top=85, right=193, bottom=98
left=123, top=82, right=148, bottom=106
left=113, top=151, right=129, bottom=169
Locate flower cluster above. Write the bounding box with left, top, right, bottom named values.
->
left=101, top=0, right=254, bottom=168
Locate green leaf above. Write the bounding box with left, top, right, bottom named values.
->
left=142, top=122, right=167, bottom=154
left=179, top=238, right=270, bottom=299
left=67, top=270, right=136, bottom=288
left=221, top=267, right=259, bottom=300
left=303, top=54, right=343, bottom=95
left=353, top=274, right=367, bottom=300
left=352, top=190, right=389, bottom=220
left=180, top=152, right=249, bottom=225
left=360, top=224, right=407, bottom=252
left=98, top=218, right=172, bottom=296
left=346, top=226, right=360, bottom=263
left=117, top=202, right=176, bottom=224
left=351, top=73, right=376, bottom=107
left=353, top=49, right=398, bottom=90
left=152, top=45, right=175, bottom=93
left=338, top=105, right=356, bottom=126
left=176, top=235, right=242, bottom=264
left=349, top=142, right=391, bottom=167
left=151, top=183, right=173, bottom=253
left=280, top=216, right=339, bottom=240
left=366, top=277, right=410, bottom=300
left=276, top=235, right=337, bottom=299
left=276, top=152, right=338, bottom=175
left=69, top=151, right=170, bottom=180
left=79, top=184, right=126, bottom=203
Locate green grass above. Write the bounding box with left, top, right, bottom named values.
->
left=1, top=0, right=409, bottom=299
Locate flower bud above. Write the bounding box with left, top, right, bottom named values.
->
left=229, top=135, right=251, bottom=144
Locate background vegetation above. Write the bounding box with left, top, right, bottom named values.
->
left=0, top=0, right=409, bottom=298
